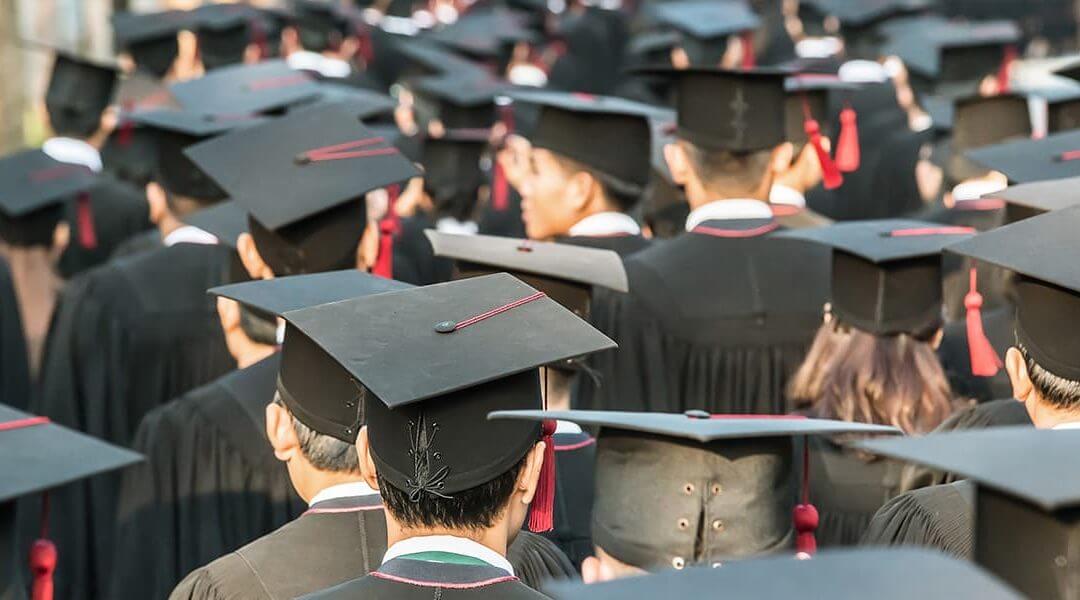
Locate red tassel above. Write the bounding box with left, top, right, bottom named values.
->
left=965, top=268, right=1003, bottom=377
left=371, top=185, right=400, bottom=279
left=792, top=437, right=817, bottom=558
left=740, top=31, right=756, bottom=70
left=997, top=46, right=1017, bottom=94
left=528, top=419, right=557, bottom=533
left=835, top=104, right=860, bottom=173
left=118, top=101, right=135, bottom=147
left=76, top=192, right=97, bottom=250
left=805, top=118, right=842, bottom=190
left=30, top=493, right=55, bottom=600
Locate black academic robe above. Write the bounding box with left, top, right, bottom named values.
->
left=111, top=355, right=305, bottom=600
left=808, top=438, right=904, bottom=548
left=57, top=174, right=152, bottom=279
left=0, top=258, right=30, bottom=412
left=478, top=188, right=526, bottom=239
left=110, top=228, right=163, bottom=260
left=392, top=214, right=454, bottom=285
left=937, top=306, right=1015, bottom=404
left=301, top=558, right=549, bottom=600
left=169, top=494, right=387, bottom=600
left=25, top=242, right=235, bottom=600
left=556, top=234, right=651, bottom=258
left=545, top=428, right=597, bottom=570
left=1, top=502, right=25, bottom=600
left=576, top=217, right=831, bottom=415
left=861, top=480, right=975, bottom=560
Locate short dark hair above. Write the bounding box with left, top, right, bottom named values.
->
left=678, top=139, right=773, bottom=195
left=1020, top=345, right=1080, bottom=410
left=377, top=455, right=527, bottom=532
left=273, top=395, right=360, bottom=473
left=553, top=154, right=644, bottom=214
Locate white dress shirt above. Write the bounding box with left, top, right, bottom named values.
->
left=287, top=51, right=352, bottom=79
left=382, top=535, right=515, bottom=576
left=685, top=199, right=773, bottom=231
left=769, top=184, right=807, bottom=208
left=435, top=217, right=480, bottom=236
left=42, top=137, right=103, bottom=173
left=162, top=225, right=219, bottom=248
left=569, top=211, right=641, bottom=237
left=308, top=481, right=379, bottom=507
left=1052, top=422, right=1080, bottom=430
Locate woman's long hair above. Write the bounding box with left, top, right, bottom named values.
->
left=788, top=317, right=956, bottom=435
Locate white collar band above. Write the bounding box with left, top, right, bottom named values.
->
left=569, top=211, right=641, bottom=237
left=382, top=535, right=515, bottom=576
left=685, top=199, right=773, bottom=231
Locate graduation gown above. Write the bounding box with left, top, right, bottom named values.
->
left=169, top=493, right=387, bottom=600
left=937, top=306, right=1015, bottom=404
left=26, top=241, right=235, bottom=600
left=301, top=557, right=548, bottom=600
left=1, top=502, right=25, bottom=600
left=478, top=187, right=526, bottom=239
left=392, top=214, right=454, bottom=286
left=57, top=174, right=152, bottom=279
left=556, top=234, right=651, bottom=258
left=808, top=438, right=904, bottom=548
left=544, top=425, right=597, bottom=570
left=861, top=480, right=975, bottom=560
left=0, top=257, right=30, bottom=412
left=576, top=217, right=830, bottom=415
left=111, top=355, right=306, bottom=600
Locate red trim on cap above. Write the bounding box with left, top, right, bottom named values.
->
left=451, top=291, right=546, bottom=332
left=554, top=437, right=596, bottom=452
left=691, top=222, right=779, bottom=238
left=297, top=137, right=398, bottom=164
left=370, top=571, right=518, bottom=589
left=1057, top=150, right=1080, bottom=162
left=954, top=198, right=1006, bottom=212
left=887, top=226, right=975, bottom=237
left=28, top=164, right=90, bottom=183
left=0, top=416, right=50, bottom=431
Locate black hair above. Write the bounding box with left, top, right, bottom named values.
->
left=273, top=395, right=360, bottom=473
left=1020, top=344, right=1080, bottom=411
left=378, top=454, right=527, bottom=532
left=0, top=204, right=65, bottom=248
left=679, top=139, right=773, bottom=195
left=553, top=154, right=644, bottom=214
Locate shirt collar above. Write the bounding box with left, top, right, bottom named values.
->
left=768, top=184, right=806, bottom=208
left=554, top=419, right=582, bottom=434
left=42, top=137, right=102, bottom=173
left=1052, top=422, right=1080, bottom=430
left=163, top=225, right=219, bottom=248
left=287, top=51, right=352, bottom=79
left=382, top=535, right=515, bottom=576
left=568, top=212, right=641, bottom=237
left=685, top=199, right=773, bottom=231
left=308, top=481, right=379, bottom=507
left=435, top=217, right=479, bottom=236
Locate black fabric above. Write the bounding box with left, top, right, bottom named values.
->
left=1016, top=276, right=1080, bottom=381
left=392, top=214, right=454, bottom=286
left=0, top=501, right=23, bottom=600
left=111, top=355, right=305, bottom=600
left=938, top=306, right=1016, bottom=403
left=575, top=221, right=830, bottom=415
left=247, top=202, right=365, bottom=278
left=544, top=431, right=596, bottom=569
left=24, top=242, right=234, bottom=600
left=556, top=234, right=652, bottom=258
left=807, top=438, right=904, bottom=548
left=506, top=531, right=577, bottom=590
left=0, top=258, right=30, bottom=412
left=478, top=186, right=526, bottom=238
left=668, top=69, right=787, bottom=152
left=547, top=7, right=628, bottom=96
left=57, top=174, right=153, bottom=278
left=861, top=479, right=975, bottom=560
left=168, top=493, right=387, bottom=600
left=300, top=558, right=548, bottom=599
left=45, top=54, right=117, bottom=138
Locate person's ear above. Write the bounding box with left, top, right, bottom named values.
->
left=769, top=142, right=795, bottom=176
left=237, top=232, right=273, bottom=280
left=581, top=556, right=603, bottom=584
left=51, top=221, right=70, bottom=256
left=566, top=171, right=594, bottom=212
left=145, top=182, right=168, bottom=225
left=664, top=142, right=692, bottom=187
left=266, top=402, right=300, bottom=462
left=516, top=440, right=546, bottom=505
left=216, top=297, right=242, bottom=336
left=930, top=327, right=944, bottom=351
left=670, top=47, right=691, bottom=69
left=1006, top=347, right=1034, bottom=404
left=281, top=27, right=301, bottom=56
left=355, top=426, right=381, bottom=490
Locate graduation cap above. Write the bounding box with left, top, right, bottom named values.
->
left=777, top=219, right=974, bottom=336
left=509, top=90, right=655, bottom=191
left=45, top=51, right=119, bottom=139
left=1037, top=86, right=1080, bottom=134
left=426, top=8, right=538, bottom=64
left=798, top=0, right=933, bottom=56
left=408, top=74, right=507, bottom=131
left=192, top=4, right=263, bottom=71
left=112, top=10, right=193, bottom=78
left=0, top=149, right=97, bottom=247
left=306, top=84, right=397, bottom=120
left=289, top=0, right=348, bottom=52
left=182, top=201, right=248, bottom=248
left=426, top=231, right=628, bottom=318
left=628, top=30, right=682, bottom=66
left=646, top=67, right=789, bottom=152
left=281, top=273, right=615, bottom=531
left=543, top=548, right=1022, bottom=600
left=1, top=404, right=142, bottom=599
left=184, top=102, right=420, bottom=276
left=965, top=130, right=1080, bottom=184
left=418, top=132, right=488, bottom=221
left=948, top=93, right=1032, bottom=182
left=648, top=0, right=761, bottom=68
left=169, top=60, right=322, bottom=116
left=948, top=205, right=1080, bottom=382
left=856, top=427, right=1080, bottom=599
left=491, top=409, right=898, bottom=566
left=983, top=177, right=1080, bottom=224
left=784, top=75, right=861, bottom=187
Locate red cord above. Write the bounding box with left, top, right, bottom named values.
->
left=451, top=292, right=546, bottom=331
left=0, top=416, right=50, bottom=431
left=887, top=226, right=975, bottom=237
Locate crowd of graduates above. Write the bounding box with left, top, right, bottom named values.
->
left=4, top=0, right=1080, bottom=598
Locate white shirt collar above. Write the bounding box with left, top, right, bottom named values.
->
left=1052, top=422, right=1080, bottom=430
left=163, top=225, right=219, bottom=248
left=435, top=217, right=479, bottom=236
left=951, top=179, right=1008, bottom=203
left=554, top=419, right=582, bottom=435
left=768, top=184, right=806, bottom=208
left=568, top=212, right=641, bottom=237
left=42, top=137, right=102, bottom=173
left=685, top=199, right=773, bottom=231
left=308, top=481, right=379, bottom=507
left=287, top=51, right=352, bottom=79
left=382, top=535, right=515, bottom=576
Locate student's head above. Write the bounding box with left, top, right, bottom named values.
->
left=45, top=54, right=118, bottom=142
left=0, top=205, right=69, bottom=256
left=237, top=198, right=367, bottom=280
left=267, top=393, right=362, bottom=494
left=1007, top=344, right=1080, bottom=428
left=517, top=95, right=651, bottom=240
left=665, top=139, right=792, bottom=206
left=145, top=130, right=227, bottom=229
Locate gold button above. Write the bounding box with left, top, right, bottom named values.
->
left=672, top=557, right=685, bottom=569
left=677, top=518, right=690, bottom=530
left=712, top=519, right=724, bottom=532
left=683, top=483, right=695, bottom=495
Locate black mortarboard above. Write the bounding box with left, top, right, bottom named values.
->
left=170, top=60, right=322, bottom=115
left=185, top=103, right=420, bottom=275
left=426, top=231, right=628, bottom=318
left=0, top=149, right=96, bottom=246
left=510, top=90, right=654, bottom=190
left=490, top=410, right=897, bottom=569
left=543, top=548, right=1022, bottom=600
left=856, top=427, right=1080, bottom=599
left=947, top=206, right=1080, bottom=381
left=193, top=4, right=261, bottom=71
left=112, top=10, right=192, bottom=78
left=290, top=0, right=347, bottom=53
left=210, top=268, right=412, bottom=317
left=648, top=0, right=760, bottom=66
left=628, top=31, right=681, bottom=66
left=948, top=93, right=1031, bottom=181
left=408, top=74, right=506, bottom=131
left=182, top=200, right=249, bottom=248
left=45, top=52, right=119, bottom=138
left=654, top=68, right=789, bottom=152
left=965, top=130, right=1080, bottom=184
left=800, top=0, right=933, bottom=29
left=983, top=177, right=1080, bottom=224
left=280, top=274, right=615, bottom=491
left=392, top=41, right=482, bottom=81
left=426, top=8, right=538, bottom=64
left=0, top=404, right=142, bottom=503
left=307, top=85, right=397, bottom=121
left=778, top=219, right=974, bottom=335
left=419, top=132, right=487, bottom=221
left=1038, top=86, right=1080, bottom=134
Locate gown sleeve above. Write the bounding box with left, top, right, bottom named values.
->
left=508, top=531, right=577, bottom=591
left=861, top=481, right=975, bottom=560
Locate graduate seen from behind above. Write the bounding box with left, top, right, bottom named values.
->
left=298, top=274, right=615, bottom=599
